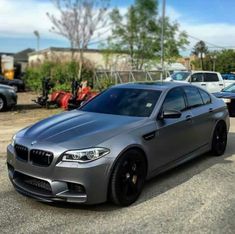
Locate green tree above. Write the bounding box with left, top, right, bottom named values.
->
left=213, top=50, right=235, bottom=73
left=191, top=49, right=235, bottom=73
left=108, top=0, right=188, bottom=70
left=191, top=40, right=208, bottom=70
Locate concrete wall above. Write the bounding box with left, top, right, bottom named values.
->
left=29, top=49, right=131, bottom=71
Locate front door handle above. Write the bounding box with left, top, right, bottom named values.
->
left=201, top=83, right=206, bottom=86
left=185, top=115, right=192, bottom=121
left=209, top=108, right=214, bottom=113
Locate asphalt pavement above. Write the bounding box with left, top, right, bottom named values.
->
left=0, top=119, right=234, bottom=234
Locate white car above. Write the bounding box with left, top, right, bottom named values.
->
left=165, top=71, right=225, bottom=93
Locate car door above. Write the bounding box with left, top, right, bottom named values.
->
left=183, top=86, right=215, bottom=149
left=189, top=72, right=206, bottom=89
left=149, top=87, right=197, bottom=171
left=204, top=72, right=223, bottom=93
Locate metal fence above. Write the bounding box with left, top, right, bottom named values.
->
left=94, top=70, right=165, bottom=89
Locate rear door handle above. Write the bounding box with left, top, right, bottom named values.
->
left=209, top=108, right=214, bottom=113
left=201, top=84, right=206, bottom=86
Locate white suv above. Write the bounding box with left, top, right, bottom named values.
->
left=166, top=71, right=224, bottom=93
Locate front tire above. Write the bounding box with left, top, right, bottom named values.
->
left=110, top=149, right=147, bottom=206
left=211, top=121, right=227, bottom=156
left=0, top=96, right=6, bottom=112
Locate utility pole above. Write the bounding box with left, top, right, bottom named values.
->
left=33, top=30, right=40, bottom=51
left=160, top=0, right=166, bottom=81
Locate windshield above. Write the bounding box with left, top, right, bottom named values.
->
left=223, top=83, right=235, bottom=93
left=171, top=72, right=191, bottom=81
left=80, top=88, right=162, bottom=117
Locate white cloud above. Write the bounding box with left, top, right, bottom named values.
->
left=166, top=5, right=182, bottom=22
left=0, top=0, right=61, bottom=39
left=182, top=23, right=235, bottom=49
left=165, top=5, right=235, bottom=54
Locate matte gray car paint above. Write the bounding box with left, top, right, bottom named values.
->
left=7, top=82, right=230, bottom=204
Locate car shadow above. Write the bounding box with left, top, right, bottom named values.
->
left=14, top=104, right=41, bottom=111
left=42, top=132, right=235, bottom=212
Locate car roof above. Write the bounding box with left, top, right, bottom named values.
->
left=191, top=70, right=219, bottom=74
left=113, top=81, right=190, bottom=91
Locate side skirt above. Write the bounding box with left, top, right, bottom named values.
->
left=147, top=143, right=210, bottom=180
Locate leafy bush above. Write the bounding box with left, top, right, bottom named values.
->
left=24, top=61, right=95, bottom=92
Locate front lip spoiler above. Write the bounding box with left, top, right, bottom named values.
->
left=9, top=175, right=87, bottom=204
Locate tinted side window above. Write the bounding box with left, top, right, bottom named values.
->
left=199, top=89, right=211, bottom=104
left=191, top=73, right=203, bottom=82
left=184, top=86, right=203, bottom=108
left=204, top=73, right=219, bottom=82
left=163, top=88, right=186, bottom=111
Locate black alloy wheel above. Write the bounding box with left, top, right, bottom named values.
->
left=211, top=122, right=227, bottom=156
left=0, top=96, right=6, bottom=111
left=110, top=149, right=147, bottom=206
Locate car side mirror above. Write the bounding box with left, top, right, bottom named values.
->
left=158, top=110, right=182, bottom=120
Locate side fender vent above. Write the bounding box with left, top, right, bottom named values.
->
left=143, top=131, right=156, bottom=141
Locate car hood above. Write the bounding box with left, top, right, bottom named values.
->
left=0, top=84, right=14, bottom=90
left=213, top=92, right=235, bottom=99
left=18, top=110, right=146, bottom=148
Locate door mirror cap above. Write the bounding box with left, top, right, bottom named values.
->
left=158, top=110, right=182, bottom=120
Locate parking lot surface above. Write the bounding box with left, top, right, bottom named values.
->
left=0, top=93, right=234, bottom=234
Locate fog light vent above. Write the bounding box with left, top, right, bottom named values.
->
left=67, top=183, right=85, bottom=193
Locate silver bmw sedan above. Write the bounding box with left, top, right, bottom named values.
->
left=7, top=82, right=229, bottom=206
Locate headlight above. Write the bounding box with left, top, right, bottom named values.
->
left=222, top=98, right=231, bottom=103
left=11, top=134, right=16, bottom=147
left=8, top=89, right=16, bottom=94
left=62, top=147, right=110, bottom=163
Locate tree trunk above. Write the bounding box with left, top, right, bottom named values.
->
left=78, top=49, right=84, bottom=81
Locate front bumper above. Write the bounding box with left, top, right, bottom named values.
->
left=226, top=100, right=235, bottom=116
left=6, top=92, right=17, bottom=107
left=7, top=144, right=114, bottom=204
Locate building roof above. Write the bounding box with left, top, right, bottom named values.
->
left=0, top=52, right=15, bottom=57
left=14, top=48, right=35, bottom=62
left=29, top=47, right=107, bottom=56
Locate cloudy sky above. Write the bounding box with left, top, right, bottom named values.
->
left=0, top=0, right=235, bottom=55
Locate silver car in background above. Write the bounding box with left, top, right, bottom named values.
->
left=7, top=82, right=229, bottom=206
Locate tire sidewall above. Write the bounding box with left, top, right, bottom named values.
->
left=211, top=121, right=227, bottom=156
left=0, top=96, right=6, bottom=112
left=110, top=149, right=147, bottom=206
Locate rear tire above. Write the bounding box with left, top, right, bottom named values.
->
left=211, top=121, right=227, bottom=156
left=110, top=149, right=147, bottom=206
left=0, top=96, right=6, bottom=112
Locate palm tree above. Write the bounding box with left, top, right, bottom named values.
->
left=192, top=40, right=208, bottom=70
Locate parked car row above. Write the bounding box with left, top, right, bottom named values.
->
left=165, top=71, right=233, bottom=93
left=0, top=84, right=17, bottom=111
left=0, top=75, right=25, bottom=92
left=214, top=83, right=235, bottom=116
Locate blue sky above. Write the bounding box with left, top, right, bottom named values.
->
left=0, top=0, right=235, bottom=55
